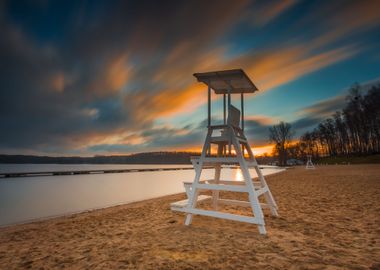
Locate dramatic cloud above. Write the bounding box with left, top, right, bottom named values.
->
left=292, top=94, right=347, bottom=135
left=299, top=96, right=346, bottom=119
left=245, top=116, right=277, bottom=146
left=294, top=77, right=380, bottom=134
left=241, top=45, right=359, bottom=91
left=309, top=0, right=380, bottom=49
left=0, top=0, right=379, bottom=155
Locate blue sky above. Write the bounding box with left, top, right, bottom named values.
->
left=0, top=0, right=380, bottom=156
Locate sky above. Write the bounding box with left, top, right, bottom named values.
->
left=1, top=0, right=380, bottom=156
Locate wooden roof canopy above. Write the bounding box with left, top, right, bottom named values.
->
left=193, top=69, right=258, bottom=94
left=193, top=68, right=257, bottom=130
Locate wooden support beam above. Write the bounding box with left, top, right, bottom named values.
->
left=241, top=93, right=244, bottom=131
left=208, top=84, right=211, bottom=128
left=223, top=94, right=226, bottom=125
left=256, top=186, right=269, bottom=196
left=227, top=86, right=232, bottom=156
left=227, top=89, right=231, bottom=114
left=241, top=93, right=245, bottom=156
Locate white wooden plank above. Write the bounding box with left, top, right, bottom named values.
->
left=215, top=199, right=271, bottom=210
left=176, top=208, right=262, bottom=224
left=196, top=183, right=248, bottom=192
left=206, top=179, right=245, bottom=186
left=247, top=161, right=258, bottom=167
left=170, top=195, right=211, bottom=208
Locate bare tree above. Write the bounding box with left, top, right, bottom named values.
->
left=269, top=122, right=294, bottom=166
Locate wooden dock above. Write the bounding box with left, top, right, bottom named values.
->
left=0, top=167, right=196, bottom=179
left=0, top=165, right=276, bottom=179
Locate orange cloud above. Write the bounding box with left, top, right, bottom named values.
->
left=245, top=115, right=277, bottom=125
left=107, top=54, right=133, bottom=91
left=124, top=44, right=231, bottom=122
left=240, top=44, right=358, bottom=91
left=153, top=45, right=227, bottom=88
left=66, top=129, right=148, bottom=152
left=125, top=42, right=358, bottom=124
left=248, top=46, right=358, bottom=90
left=88, top=53, right=133, bottom=96
left=124, top=83, right=206, bottom=123
left=51, top=72, right=65, bottom=92
left=121, top=1, right=372, bottom=121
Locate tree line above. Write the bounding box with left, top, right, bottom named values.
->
left=0, top=151, right=200, bottom=164
left=269, top=83, right=380, bottom=165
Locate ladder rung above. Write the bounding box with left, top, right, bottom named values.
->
left=217, top=199, right=271, bottom=209
left=202, top=180, right=264, bottom=189
left=192, top=157, right=259, bottom=165
left=247, top=161, right=258, bottom=167
left=209, top=136, right=229, bottom=142
left=170, top=195, right=211, bottom=208
left=208, top=136, right=247, bottom=143
left=197, top=157, right=240, bottom=164
left=206, top=180, right=245, bottom=186
left=196, top=183, right=248, bottom=192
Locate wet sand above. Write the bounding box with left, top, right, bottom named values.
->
left=0, top=165, right=379, bottom=269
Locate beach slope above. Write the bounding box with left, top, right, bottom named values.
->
left=0, top=165, right=379, bottom=269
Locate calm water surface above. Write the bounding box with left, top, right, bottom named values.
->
left=0, top=164, right=284, bottom=226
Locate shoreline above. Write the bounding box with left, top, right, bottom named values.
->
left=0, top=194, right=183, bottom=229
left=1, top=165, right=379, bottom=269
left=0, top=166, right=286, bottom=228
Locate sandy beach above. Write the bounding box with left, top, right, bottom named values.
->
left=0, top=165, right=379, bottom=269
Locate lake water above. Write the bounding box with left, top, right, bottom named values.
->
left=0, top=164, right=284, bottom=226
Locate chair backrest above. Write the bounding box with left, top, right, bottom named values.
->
left=227, top=105, right=240, bottom=128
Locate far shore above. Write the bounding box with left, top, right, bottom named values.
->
left=0, top=164, right=379, bottom=269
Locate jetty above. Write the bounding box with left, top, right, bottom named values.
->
left=0, top=165, right=277, bottom=179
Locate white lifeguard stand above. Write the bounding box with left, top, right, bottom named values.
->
left=171, top=69, right=278, bottom=234
left=306, top=155, right=315, bottom=169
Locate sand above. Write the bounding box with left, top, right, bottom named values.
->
left=0, top=164, right=379, bottom=269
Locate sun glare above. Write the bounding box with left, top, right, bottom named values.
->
left=234, top=168, right=244, bottom=181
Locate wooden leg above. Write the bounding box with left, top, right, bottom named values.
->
left=231, top=134, right=266, bottom=234
left=212, top=143, right=223, bottom=210
left=258, top=224, right=267, bottom=235
left=245, top=140, right=278, bottom=216
left=185, top=129, right=212, bottom=225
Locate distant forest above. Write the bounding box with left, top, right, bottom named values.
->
left=0, top=152, right=275, bottom=165
left=297, top=84, right=380, bottom=157
left=268, top=83, right=380, bottom=165
left=0, top=152, right=200, bottom=164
